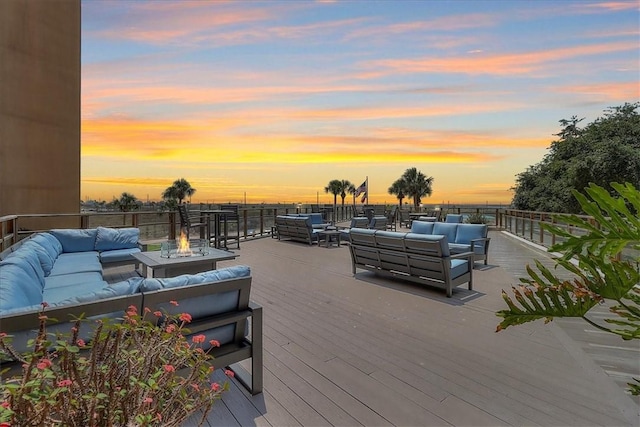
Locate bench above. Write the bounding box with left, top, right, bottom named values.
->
left=411, top=221, right=491, bottom=265
left=275, top=215, right=320, bottom=245
left=349, top=229, right=474, bottom=297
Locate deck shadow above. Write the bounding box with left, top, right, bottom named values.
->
left=353, top=271, right=485, bottom=305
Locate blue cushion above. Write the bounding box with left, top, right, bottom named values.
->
left=49, top=252, right=101, bottom=276
left=140, top=265, right=251, bottom=292
left=0, top=264, right=43, bottom=311
left=350, top=217, right=369, bottom=228
left=450, top=259, right=469, bottom=279
left=1, top=249, right=46, bottom=289
left=99, top=248, right=141, bottom=264
left=455, top=224, right=487, bottom=244
left=50, top=229, right=98, bottom=253
left=446, top=214, right=463, bottom=223
left=52, top=277, right=143, bottom=306
left=433, top=223, right=458, bottom=244
left=30, top=233, right=63, bottom=261
left=404, top=233, right=450, bottom=256
left=44, top=271, right=105, bottom=290
left=95, top=227, right=140, bottom=251
left=21, top=240, right=56, bottom=276
left=411, top=221, right=435, bottom=235
left=43, top=279, right=108, bottom=304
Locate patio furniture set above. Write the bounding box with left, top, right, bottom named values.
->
left=0, top=226, right=262, bottom=395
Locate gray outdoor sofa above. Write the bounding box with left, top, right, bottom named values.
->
left=349, top=228, right=474, bottom=297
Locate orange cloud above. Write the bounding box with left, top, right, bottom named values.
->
left=363, top=41, right=638, bottom=76
left=552, top=81, right=639, bottom=101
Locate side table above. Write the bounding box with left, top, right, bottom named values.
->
left=318, top=229, right=341, bottom=248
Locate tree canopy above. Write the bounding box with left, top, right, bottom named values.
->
left=162, top=178, right=196, bottom=205
left=511, top=103, right=640, bottom=213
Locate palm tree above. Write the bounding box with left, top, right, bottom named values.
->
left=112, top=192, right=140, bottom=212
left=388, top=178, right=407, bottom=208
left=162, top=178, right=196, bottom=205
left=324, top=179, right=343, bottom=222
left=401, top=167, right=434, bottom=209
left=347, top=182, right=357, bottom=209
left=338, top=180, right=352, bottom=208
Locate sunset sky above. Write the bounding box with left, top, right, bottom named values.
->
left=80, top=0, right=639, bottom=206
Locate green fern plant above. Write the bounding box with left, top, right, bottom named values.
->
left=496, top=182, right=640, bottom=394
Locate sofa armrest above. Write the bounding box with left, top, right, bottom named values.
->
left=451, top=251, right=474, bottom=260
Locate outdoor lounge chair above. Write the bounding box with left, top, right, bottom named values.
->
left=178, top=204, right=207, bottom=239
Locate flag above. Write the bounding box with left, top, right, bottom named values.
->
left=361, top=192, right=367, bottom=203
left=354, top=180, right=367, bottom=197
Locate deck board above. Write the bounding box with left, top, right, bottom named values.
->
left=103, top=229, right=639, bottom=426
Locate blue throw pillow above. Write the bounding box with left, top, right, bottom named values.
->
left=50, top=229, right=98, bottom=253
left=95, top=227, right=140, bottom=251
left=433, top=223, right=458, bottom=244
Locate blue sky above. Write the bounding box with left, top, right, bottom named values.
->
left=80, top=0, right=639, bottom=205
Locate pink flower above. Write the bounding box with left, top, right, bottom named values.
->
left=144, top=397, right=153, bottom=404
left=156, top=413, right=162, bottom=421
left=1, top=401, right=9, bottom=408
left=37, top=358, right=52, bottom=370
left=0, top=422, right=10, bottom=427
left=211, top=382, right=221, bottom=392
left=153, top=311, right=162, bottom=317
left=0, top=333, right=7, bottom=339
left=76, top=339, right=86, bottom=347
left=190, top=383, right=200, bottom=391
left=126, top=305, right=137, bottom=316
left=169, top=300, right=179, bottom=306
left=179, top=313, right=192, bottom=323
left=209, top=339, right=220, bottom=348
left=41, top=301, right=49, bottom=308
left=165, top=324, right=176, bottom=333
left=224, top=369, right=235, bottom=378
left=192, top=334, right=205, bottom=344
left=144, top=307, right=151, bottom=314
left=163, top=364, right=175, bottom=373
left=57, top=379, right=72, bottom=387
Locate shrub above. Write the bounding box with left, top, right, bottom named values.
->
left=465, top=213, right=487, bottom=224
left=0, top=302, right=232, bottom=426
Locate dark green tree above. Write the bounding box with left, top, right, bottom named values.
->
left=111, top=192, right=140, bottom=212
left=400, top=168, right=434, bottom=209
left=162, top=178, right=197, bottom=205
left=388, top=178, right=407, bottom=208
left=512, top=103, right=640, bottom=213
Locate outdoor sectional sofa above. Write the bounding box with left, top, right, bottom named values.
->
left=348, top=228, right=474, bottom=297
left=410, top=220, right=491, bottom=265
left=275, top=215, right=321, bottom=245
left=0, top=227, right=263, bottom=394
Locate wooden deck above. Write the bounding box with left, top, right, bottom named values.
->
left=105, top=230, right=640, bottom=426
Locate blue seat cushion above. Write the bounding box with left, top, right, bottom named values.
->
left=99, top=248, right=141, bottom=264
left=44, top=271, right=105, bottom=290
left=450, top=259, right=469, bottom=279
left=95, top=227, right=140, bottom=251
left=49, top=252, right=101, bottom=276
left=433, top=223, right=458, bottom=244
left=52, top=277, right=144, bottom=306
left=0, top=264, right=43, bottom=311
left=43, top=278, right=108, bottom=304
left=411, top=221, right=435, bottom=235
left=1, top=249, right=46, bottom=289
left=50, top=229, right=98, bottom=253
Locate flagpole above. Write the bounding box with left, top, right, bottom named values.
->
left=365, top=176, right=368, bottom=205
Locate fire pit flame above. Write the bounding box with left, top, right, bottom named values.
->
left=177, top=230, right=192, bottom=257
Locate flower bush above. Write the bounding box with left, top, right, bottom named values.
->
left=0, top=301, right=232, bottom=426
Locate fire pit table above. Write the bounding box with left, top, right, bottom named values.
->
left=132, top=245, right=238, bottom=278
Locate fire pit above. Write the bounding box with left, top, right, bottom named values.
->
left=160, top=232, right=209, bottom=258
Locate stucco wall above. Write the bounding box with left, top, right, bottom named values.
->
left=0, top=0, right=81, bottom=219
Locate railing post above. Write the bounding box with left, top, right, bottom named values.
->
left=539, top=213, right=545, bottom=244
left=169, top=212, right=176, bottom=240
left=259, top=208, right=264, bottom=236
left=243, top=210, right=248, bottom=239
left=551, top=216, right=556, bottom=246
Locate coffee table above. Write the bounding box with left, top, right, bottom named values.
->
left=132, top=248, right=238, bottom=278
left=318, top=229, right=341, bottom=248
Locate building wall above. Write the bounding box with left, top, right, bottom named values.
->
left=0, top=0, right=81, bottom=219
